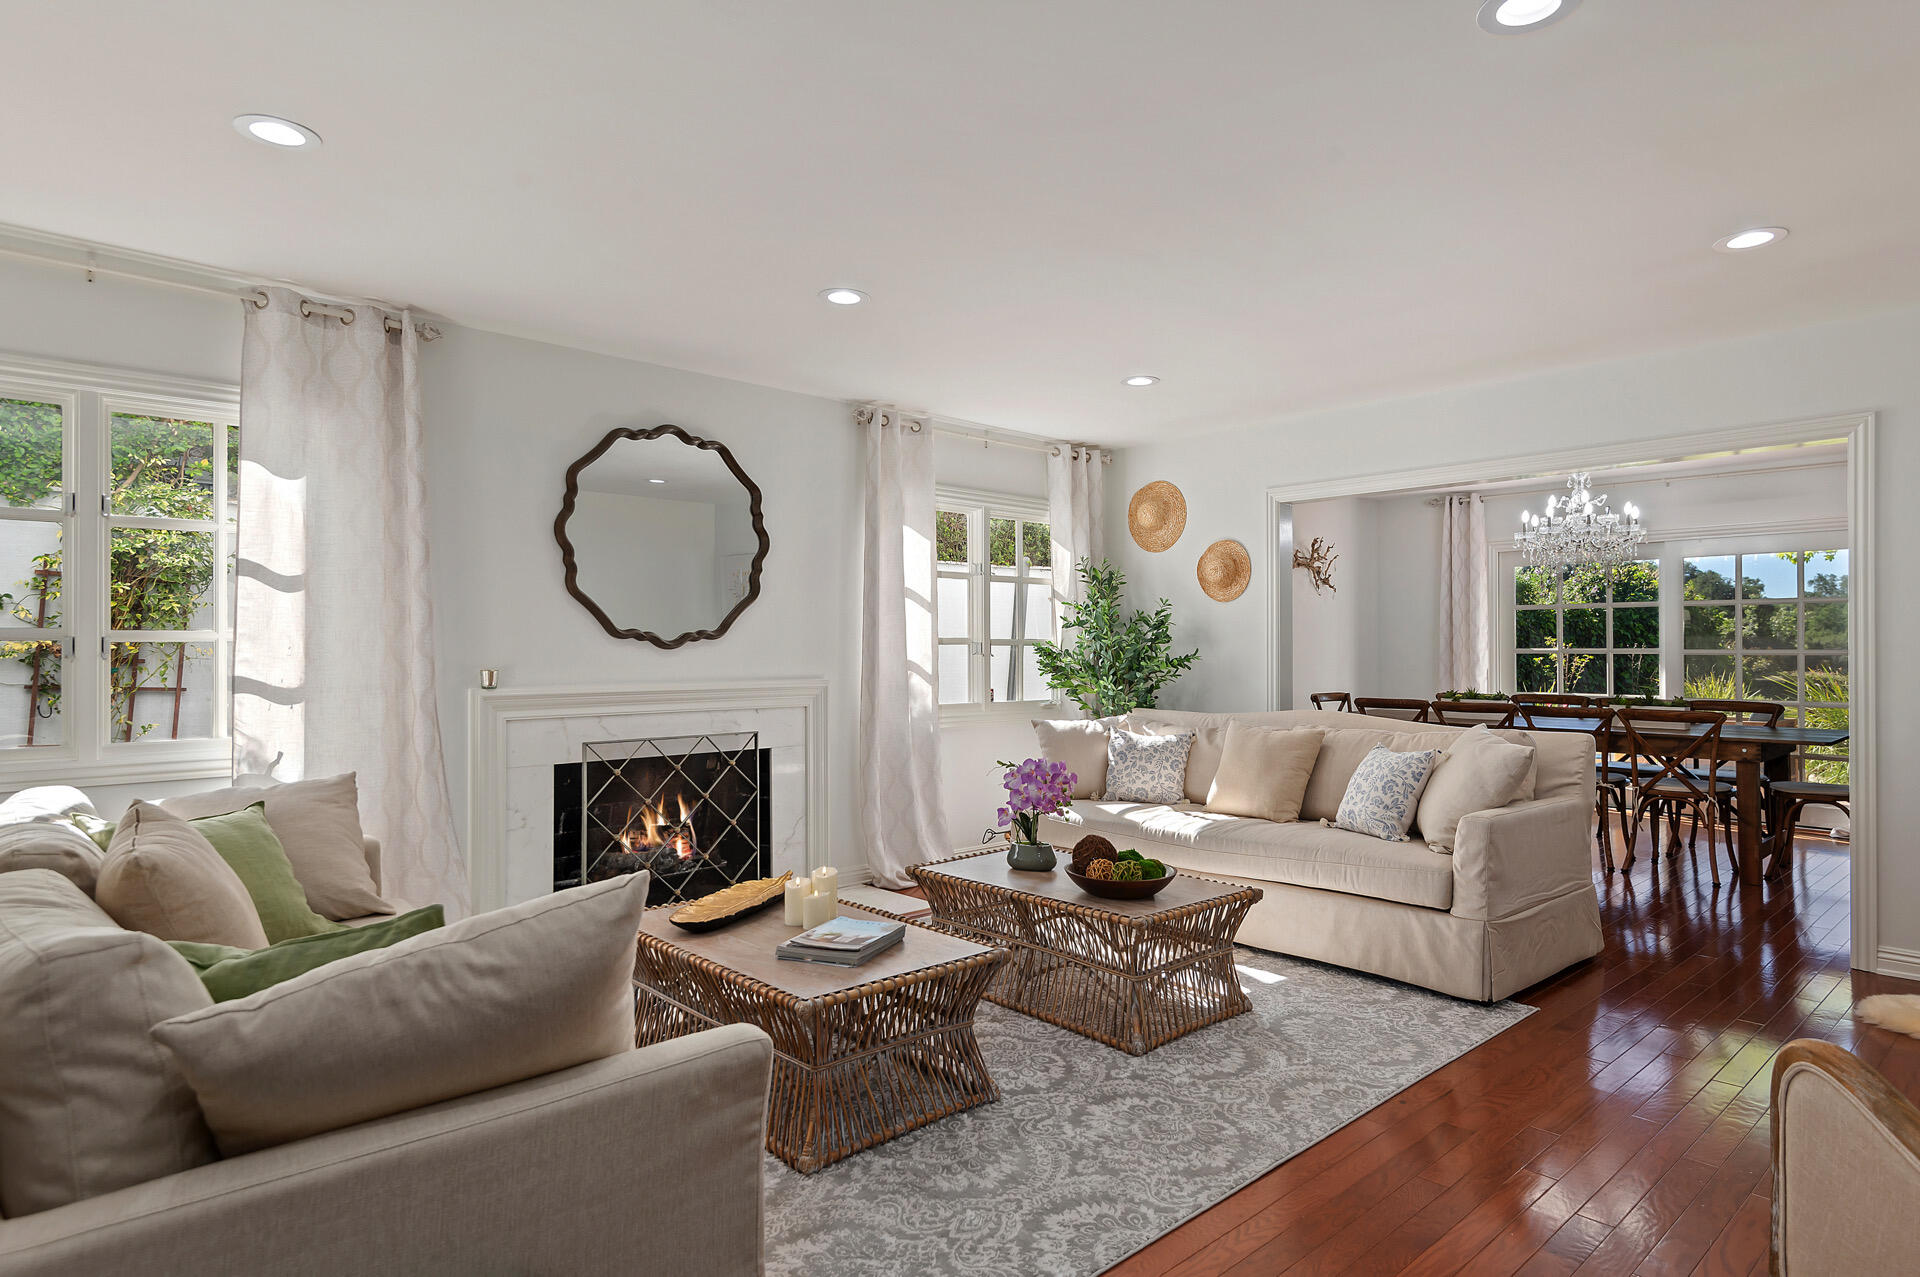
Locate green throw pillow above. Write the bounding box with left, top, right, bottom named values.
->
left=168, top=905, right=445, bottom=1002
left=187, top=803, right=342, bottom=944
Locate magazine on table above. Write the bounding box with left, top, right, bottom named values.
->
left=776, top=916, right=906, bottom=965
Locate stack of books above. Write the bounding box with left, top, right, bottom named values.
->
left=776, top=916, right=907, bottom=966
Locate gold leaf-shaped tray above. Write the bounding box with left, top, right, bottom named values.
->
left=668, top=872, right=793, bottom=932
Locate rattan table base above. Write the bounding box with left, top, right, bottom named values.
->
left=909, top=849, right=1261, bottom=1055
left=634, top=908, right=1005, bottom=1174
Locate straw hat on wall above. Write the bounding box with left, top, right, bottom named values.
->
left=1196, top=539, right=1251, bottom=602
left=1128, top=481, right=1187, bottom=553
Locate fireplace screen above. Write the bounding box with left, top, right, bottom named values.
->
left=553, top=732, right=770, bottom=906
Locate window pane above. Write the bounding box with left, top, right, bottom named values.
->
left=109, top=414, right=218, bottom=519
left=1683, top=556, right=1736, bottom=601
left=1515, top=609, right=1555, bottom=648
left=1611, top=561, right=1658, bottom=603
left=936, top=510, right=969, bottom=565
left=990, top=643, right=1014, bottom=702
left=1021, top=645, right=1046, bottom=701
left=988, top=579, right=1014, bottom=640
left=1683, top=604, right=1735, bottom=650
left=0, top=398, right=64, bottom=511
left=110, top=529, right=216, bottom=630
left=1611, top=607, right=1658, bottom=649
left=1021, top=583, right=1053, bottom=640
left=1021, top=521, right=1051, bottom=570
left=0, top=639, right=63, bottom=747
left=109, top=641, right=216, bottom=741
left=936, top=576, right=969, bottom=640
left=0, top=523, right=63, bottom=630
left=937, top=643, right=971, bottom=704
left=1741, top=602, right=1798, bottom=650
left=1683, top=655, right=1736, bottom=700
left=1805, top=601, right=1847, bottom=650
left=988, top=517, right=1016, bottom=572
left=1614, top=653, right=1659, bottom=698
left=1563, top=608, right=1604, bottom=648
left=1742, top=552, right=1797, bottom=599
left=1563, top=566, right=1608, bottom=605
left=1805, top=550, right=1848, bottom=598
left=1516, top=653, right=1555, bottom=692
left=1515, top=566, right=1556, bottom=606
left=1565, top=652, right=1605, bottom=694
left=1742, top=655, right=1796, bottom=702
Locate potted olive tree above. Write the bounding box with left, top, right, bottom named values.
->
left=1032, top=559, right=1199, bottom=717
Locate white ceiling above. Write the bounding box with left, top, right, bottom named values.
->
left=4, top=2, right=1918, bottom=445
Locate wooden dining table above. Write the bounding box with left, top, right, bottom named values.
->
left=1522, top=715, right=1850, bottom=885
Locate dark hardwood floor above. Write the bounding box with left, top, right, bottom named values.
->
left=1100, top=825, right=1917, bottom=1277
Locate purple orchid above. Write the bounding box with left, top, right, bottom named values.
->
left=994, top=756, right=1077, bottom=845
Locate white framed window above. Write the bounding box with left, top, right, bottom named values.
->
left=0, top=355, right=238, bottom=786
left=1679, top=548, right=1848, bottom=725
left=934, top=486, right=1058, bottom=713
left=1510, top=559, right=1661, bottom=696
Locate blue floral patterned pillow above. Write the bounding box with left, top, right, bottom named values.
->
left=1329, top=744, right=1443, bottom=841
left=1104, top=729, right=1195, bottom=805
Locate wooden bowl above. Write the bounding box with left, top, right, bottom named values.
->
left=1066, top=865, right=1177, bottom=900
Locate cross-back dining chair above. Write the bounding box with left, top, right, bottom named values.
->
left=1309, top=691, right=1354, bottom=712
left=1615, top=707, right=1732, bottom=881
left=1685, top=698, right=1788, bottom=833
left=1428, top=699, right=1521, bottom=729
left=1352, top=696, right=1432, bottom=723
left=1518, top=703, right=1626, bottom=871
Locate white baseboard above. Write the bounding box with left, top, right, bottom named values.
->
left=1875, top=946, right=1920, bottom=981
left=838, top=864, right=875, bottom=887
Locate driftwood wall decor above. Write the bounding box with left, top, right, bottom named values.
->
left=1292, top=537, right=1338, bottom=594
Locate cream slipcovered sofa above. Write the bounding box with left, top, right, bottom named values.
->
left=1039, top=709, right=1603, bottom=1002
left=0, top=785, right=772, bottom=1277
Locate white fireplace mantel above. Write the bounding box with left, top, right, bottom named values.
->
left=466, top=679, right=830, bottom=913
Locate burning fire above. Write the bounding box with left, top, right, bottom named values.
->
left=619, top=793, right=699, bottom=860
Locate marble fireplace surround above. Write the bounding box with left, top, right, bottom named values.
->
left=467, top=680, right=830, bottom=913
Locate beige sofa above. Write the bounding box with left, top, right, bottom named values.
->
left=0, top=792, right=774, bottom=1277
left=1041, top=709, right=1603, bottom=1002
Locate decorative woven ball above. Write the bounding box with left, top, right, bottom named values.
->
left=1082, top=858, right=1117, bottom=881
left=1071, top=834, right=1119, bottom=873
left=1113, top=860, right=1144, bottom=882
left=1137, top=858, right=1168, bottom=880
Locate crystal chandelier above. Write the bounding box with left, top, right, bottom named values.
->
left=1516, top=473, right=1645, bottom=569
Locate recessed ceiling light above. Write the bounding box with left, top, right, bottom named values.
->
left=232, top=114, right=321, bottom=148
left=1476, top=0, right=1579, bottom=33
left=1124, top=375, right=1160, bottom=387
left=648, top=478, right=667, bottom=484
left=1714, top=227, right=1789, bottom=253
left=820, top=288, right=867, bottom=305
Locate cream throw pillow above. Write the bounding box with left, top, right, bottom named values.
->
left=1032, top=717, right=1123, bottom=799
left=152, top=871, right=649, bottom=1156
left=163, top=773, right=392, bottom=921
left=0, top=820, right=108, bottom=896
left=1205, top=723, right=1324, bottom=823
left=0, top=869, right=216, bottom=1216
left=95, top=803, right=269, bottom=948
left=1416, top=725, right=1537, bottom=851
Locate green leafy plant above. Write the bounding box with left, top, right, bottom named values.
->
left=1032, top=559, right=1199, bottom=717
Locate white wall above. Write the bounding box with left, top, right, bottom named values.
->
left=1107, top=303, right=1920, bottom=962
left=1291, top=497, right=1377, bottom=699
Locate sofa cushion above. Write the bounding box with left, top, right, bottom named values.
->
left=1301, top=726, right=1450, bottom=822
left=0, top=785, right=98, bottom=825
left=0, top=869, right=216, bottom=1216
left=191, top=803, right=345, bottom=944
left=1127, top=713, right=1229, bottom=803
left=168, top=905, right=445, bottom=1002
left=1056, top=802, right=1454, bottom=910
left=95, top=803, right=271, bottom=949
left=153, top=872, right=648, bottom=1156
left=1104, top=728, right=1194, bottom=804
left=0, top=820, right=108, bottom=895
left=1205, top=722, right=1324, bottom=823
left=1031, top=716, right=1123, bottom=798
left=1331, top=745, right=1445, bottom=842
left=1416, top=726, right=1537, bottom=852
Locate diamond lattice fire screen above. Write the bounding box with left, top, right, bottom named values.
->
left=553, top=732, right=770, bottom=906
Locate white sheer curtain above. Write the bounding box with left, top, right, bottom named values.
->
left=855, top=405, right=951, bottom=886
left=236, top=288, right=468, bottom=916
left=1046, top=445, right=1105, bottom=628
left=1437, top=493, right=1491, bottom=692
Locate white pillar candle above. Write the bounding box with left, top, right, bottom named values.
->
left=783, top=877, right=811, bottom=926
left=801, top=888, right=835, bottom=929
left=810, top=865, right=839, bottom=908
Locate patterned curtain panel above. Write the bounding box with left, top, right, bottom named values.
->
left=1437, top=493, right=1490, bottom=692
left=236, top=288, right=468, bottom=916
left=855, top=405, right=951, bottom=886
left=1046, top=444, right=1105, bottom=632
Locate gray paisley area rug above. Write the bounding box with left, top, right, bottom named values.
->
left=764, top=947, right=1531, bottom=1277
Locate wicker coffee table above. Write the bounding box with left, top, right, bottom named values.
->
left=909, top=848, right=1261, bottom=1055
left=633, top=903, right=1004, bottom=1173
